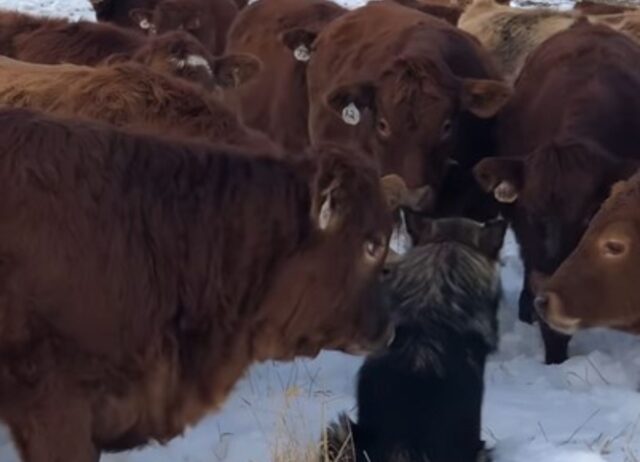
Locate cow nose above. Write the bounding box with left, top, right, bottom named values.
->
left=534, top=293, right=552, bottom=318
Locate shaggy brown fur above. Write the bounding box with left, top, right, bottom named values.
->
left=225, top=0, right=347, bottom=154
left=459, top=0, right=640, bottom=81
left=130, top=0, right=239, bottom=55
left=0, top=56, right=272, bottom=152
left=0, top=9, right=219, bottom=88
left=0, top=107, right=398, bottom=462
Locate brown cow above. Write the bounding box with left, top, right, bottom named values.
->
left=296, top=1, right=510, bottom=211
left=0, top=56, right=270, bottom=152
left=473, top=21, right=640, bottom=364
left=0, top=107, right=401, bottom=462
left=0, top=9, right=218, bottom=89
left=387, top=0, right=463, bottom=25
left=574, top=0, right=637, bottom=15
left=130, top=0, right=239, bottom=55
left=535, top=172, right=640, bottom=336
left=224, top=0, right=347, bottom=154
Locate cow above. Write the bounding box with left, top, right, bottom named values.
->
left=90, top=0, right=247, bottom=26
left=292, top=1, right=510, bottom=214
left=324, top=217, right=506, bottom=462
left=0, top=9, right=219, bottom=89
left=574, top=0, right=636, bottom=15
left=0, top=106, right=404, bottom=462
left=473, top=21, right=640, bottom=364
left=129, top=0, right=239, bottom=55
left=535, top=171, right=640, bottom=337
left=0, top=56, right=270, bottom=153
left=459, top=0, right=640, bottom=82
left=387, top=0, right=463, bottom=25
left=458, top=0, right=580, bottom=81
left=224, top=0, right=347, bottom=154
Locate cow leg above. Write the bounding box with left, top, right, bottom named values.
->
left=540, top=321, right=571, bottom=365
left=518, top=286, right=535, bottom=324
left=7, top=388, right=98, bottom=462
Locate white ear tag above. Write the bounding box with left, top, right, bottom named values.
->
left=342, top=103, right=361, bottom=126
left=293, top=44, right=311, bottom=62
left=139, top=19, right=151, bottom=30
left=318, top=196, right=332, bottom=230
left=494, top=180, right=518, bottom=204
left=389, top=209, right=413, bottom=255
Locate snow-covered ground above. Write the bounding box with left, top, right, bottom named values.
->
left=1, top=0, right=640, bottom=461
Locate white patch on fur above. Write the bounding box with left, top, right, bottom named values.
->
left=293, top=44, right=311, bottom=62
left=318, top=196, right=332, bottom=230
left=169, top=55, right=212, bottom=76
left=390, top=210, right=412, bottom=255
left=342, top=103, right=361, bottom=126
left=185, top=54, right=212, bottom=76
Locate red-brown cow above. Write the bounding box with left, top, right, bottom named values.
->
left=130, top=0, right=239, bottom=55
left=388, top=0, right=463, bottom=25
left=294, top=1, right=510, bottom=213
left=225, top=0, right=347, bottom=154
left=535, top=171, right=640, bottom=336
left=473, top=21, right=640, bottom=364
left=0, top=56, right=269, bottom=152
left=0, top=107, right=401, bottom=462
left=0, top=9, right=218, bottom=89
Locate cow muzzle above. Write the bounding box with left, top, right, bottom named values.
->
left=534, top=292, right=581, bottom=335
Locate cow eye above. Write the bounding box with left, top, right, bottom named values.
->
left=440, top=119, right=452, bottom=140
left=601, top=239, right=627, bottom=258
left=377, top=118, right=391, bottom=139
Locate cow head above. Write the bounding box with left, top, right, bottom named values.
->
left=535, top=173, right=640, bottom=335
left=255, top=147, right=409, bottom=360
left=322, top=56, right=510, bottom=211
left=474, top=139, right=638, bottom=276
left=126, top=31, right=261, bottom=90
left=130, top=0, right=203, bottom=37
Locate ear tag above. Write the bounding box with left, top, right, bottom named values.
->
left=139, top=18, right=151, bottom=30
left=342, top=103, right=361, bottom=126
left=293, top=44, right=311, bottom=62
left=318, top=196, right=332, bottom=230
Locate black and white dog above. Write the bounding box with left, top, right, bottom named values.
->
left=325, top=217, right=506, bottom=462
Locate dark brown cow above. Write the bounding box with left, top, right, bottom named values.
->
left=90, top=0, right=247, bottom=26
left=574, top=0, right=636, bottom=15
left=296, top=1, right=510, bottom=212
left=130, top=0, right=239, bottom=55
left=0, top=56, right=270, bottom=152
left=388, top=0, right=463, bottom=25
left=473, top=21, right=640, bottom=363
left=535, top=172, right=640, bottom=336
left=0, top=9, right=218, bottom=89
left=225, top=0, right=347, bottom=154
left=0, top=107, right=400, bottom=462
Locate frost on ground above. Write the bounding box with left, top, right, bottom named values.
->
left=1, top=0, right=639, bottom=461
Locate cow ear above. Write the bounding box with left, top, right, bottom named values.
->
left=325, top=82, right=377, bottom=127
left=280, top=28, right=317, bottom=63
left=129, top=8, right=154, bottom=30
left=473, top=157, right=524, bottom=204
left=478, top=218, right=508, bottom=260
left=460, top=78, right=512, bottom=118
left=213, top=53, right=262, bottom=88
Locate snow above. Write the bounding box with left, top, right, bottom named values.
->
left=1, top=0, right=640, bottom=461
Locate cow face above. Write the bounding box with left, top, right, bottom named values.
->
left=130, top=31, right=261, bottom=90
left=535, top=175, right=640, bottom=335
left=256, top=147, right=406, bottom=360
left=474, top=139, right=637, bottom=276
left=130, top=0, right=203, bottom=37
left=323, top=57, right=511, bottom=211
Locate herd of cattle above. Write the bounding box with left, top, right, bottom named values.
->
left=0, top=0, right=638, bottom=460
